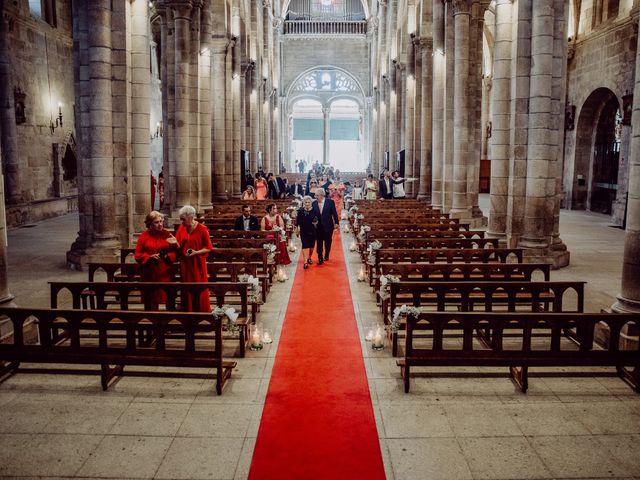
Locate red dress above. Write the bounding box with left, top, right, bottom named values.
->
left=264, top=215, right=291, bottom=266
left=134, top=229, right=177, bottom=308
left=175, top=222, right=213, bottom=312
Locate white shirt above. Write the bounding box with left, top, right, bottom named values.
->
left=318, top=200, right=324, bottom=214
left=353, top=187, right=363, bottom=200
left=393, top=178, right=406, bottom=198
left=243, top=216, right=251, bottom=231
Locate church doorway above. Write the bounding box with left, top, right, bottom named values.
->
left=573, top=88, right=622, bottom=215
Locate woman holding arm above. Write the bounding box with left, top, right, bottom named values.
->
left=296, top=196, right=320, bottom=269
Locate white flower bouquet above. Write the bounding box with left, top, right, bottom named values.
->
left=367, top=240, right=382, bottom=266
left=263, top=243, right=277, bottom=264
left=212, top=305, right=240, bottom=334
left=239, top=274, right=263, bottom=305
left=377, top=274, right=399, bottom=301
left=388, top=305, right=422, bottom=333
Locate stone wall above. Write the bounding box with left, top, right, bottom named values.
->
left=4, top=1, right=76, bottom=225
left=282, top=37, right=370, bottom=95
left=563, top=10, right=637, bottom=226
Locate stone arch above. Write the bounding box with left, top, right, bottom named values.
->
left=573, top=87, right=621, bottom=211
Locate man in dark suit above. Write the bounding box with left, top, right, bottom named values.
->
left=378, top=169, right=394, bottom=199
left=312, top=188, right=339, bottom=264
left=267, top=173, right=280, bottom=199
left=276, top=176, right=287, bottom=197
left=234, top=205, right=260, bottom=231
left=289, top=181, right=305, bottom=196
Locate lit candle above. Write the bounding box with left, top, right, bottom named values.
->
left=58, top=102, right=62, bottom=115
left=357, top=265, right=366, bottom=282
left=262, top=331, right=272, bottom=344
left=365, top=328, right=374, bottom=342
left=251, top=331, right=261, bottom=346
left=373, top=332, right=383, bottom=348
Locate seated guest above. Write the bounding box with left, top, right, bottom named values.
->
left=289, top=180, right=305, bottom=196
left=234, top=204, right=260, bottom=231
left=134, top=211, right=179, bottom=310
left=241, top=185, right=256, bottom=200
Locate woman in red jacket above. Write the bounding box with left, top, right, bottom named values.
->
left=134, top=211, right=179, bottom=310
left=175, top=205, right=213, bottom=312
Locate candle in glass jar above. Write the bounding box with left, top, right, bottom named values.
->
left=373, top=332, right=383, bottom=347
left=252, top=332, right=261, bottom=346
left=262, top=331, right=272, bottom=343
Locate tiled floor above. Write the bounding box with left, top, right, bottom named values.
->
left=1, top=196, right=639, bottom=479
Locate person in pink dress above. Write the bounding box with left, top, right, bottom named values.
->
left=260, top=203, right=291, bottom=265
left=175, top=205, right=213, bottom=312
left=254, top=173, right=268, bottom=200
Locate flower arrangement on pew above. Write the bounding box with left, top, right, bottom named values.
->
left=212, top=305, right=240, bottom=335
left=349, top=240, right=358, bottom=252
left=263, top=243, right=277, bottom=264
left=353, top=213, right=364, bottom=230
left=377, top=274, right=400, bottom=301
left=388, top=305, right=422, bottom=333
left=367, top=240, right=382, bottom=266
left=239, top=274, right=263, bottom=305
left=282, top=213, right=293, bottom=230
left=357, top=225, right=371, bottom=244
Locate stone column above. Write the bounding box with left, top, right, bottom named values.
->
left=211, top=39, right=227, bottom=199
left=231, top=7, right=241, bottom=195
left=520, top=0, right=555, bottom=249
left=189, top=4, right=201, bottom=208
left=612, top=13, right=640, bottom=313
left=199, top=2, right=213, bottom=210
left=418, top=36, right=433, bottom=201
left=0, top=13, right=22, bottom=204
left=388, top=66, right=398, bottom=166
left=443, top=0, right=455, bottom=212
left=173, top=4, right=192, bottom=208
left=158, top=8, right=171, bottom=209
left=431, top=0, right=445, bottom=208
left=450, top=0, right=472, bottom=218
left=404, top=44, right=416, bottom=196
left=0, top=132, right=16, bottom=330
left=487, top=0, right=512, bottom=240
left=322, top=106, right=330, bottom=165
left=130, top=0, right=151, bottom=233
left=378, top=81, right=387, bottom=175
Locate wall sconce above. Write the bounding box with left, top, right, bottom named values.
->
left=50, top=102, right=63, bottom=134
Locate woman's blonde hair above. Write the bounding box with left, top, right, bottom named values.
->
left=144, top=210, right=164, bottom=228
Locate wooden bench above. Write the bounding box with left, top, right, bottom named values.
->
left=50, top=281, right=253, bottom=357
left=399, top=311, right=640, bottom=393
left=386, top=280, right=585, bottom=355
left=0, top=307, right=236, bottom=394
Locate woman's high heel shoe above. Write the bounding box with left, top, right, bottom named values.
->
left=303, top=263, right=308, bottom=269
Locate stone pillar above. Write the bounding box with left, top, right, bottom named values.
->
left=431, top=0, right=445, bottom=208
left=130, top=0, right=151, bottom=233
left=0, top=130, right=16, bottom=337
left=388, top=67, right=398, bottom=166
left=0, top=13, right=22, bottom=205
left=199, top=3, right=213, bottom=210
left=443, top=0, right=455, bottom=212
left=520, top=0, right=555, bottom=249
left=160, top=7, right=177, bottom=213
left=211, top=40, right=227, bottom=199
left=488, top=0, right=512, bottom=240
left=322, top=106, right=330, bottom=165
left=612, top=13, right=640, bottom=313
left=450, top=0, right=472, bottom=218
left=418, top=36, right=433, bottom=201
left=404, top=43, right=416, bottom=196
left=189, top=4, right=201, bottom=208
left=173, top=4, right=192, bottom=209
left=375, top=0, right=388, bottom=175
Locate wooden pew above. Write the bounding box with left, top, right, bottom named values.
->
left=385, top=280, right=585, bottom=355
left=50, top=281, right=253, bottom=357
left=0, top=307, right=236, bottom=394
left=399, top=311, right=640, bottom=393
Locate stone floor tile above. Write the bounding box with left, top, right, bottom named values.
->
left=42, top=396, right=131, bottom=435
left=458, top=436, right=550, bottom=479
left=177, top=403, right=255, bottom=437
left=109, top=402, right=190, bottom=436
left=565, top=401, right=640, bottom=434
left=380, top=404, right=453, bottom=438
left=155, top=437, right=244, bottom=480
left=378, top=438, right=397, bottom=480
left=444, top=404, right=522, bottom=437
left=529, top=435, right=630, bottom=478
left=0, top=398, right=61, bottom=433
left=234, top=437, right=257, bottom=480
left=194, top=377, right=261, bottom=403
left=386, top=438, right=473, bottom=480
left=77, top=435, right=172, bottom=479
left=118, top=375, right=205, bottom=403
left=507, top=402, right=591, bottom=436
left=0, top=433, right=103, bottom=477
left=596, top=434, right=640, bottom=477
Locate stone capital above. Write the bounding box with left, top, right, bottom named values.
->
left=262, top=0, right=272, bottom=9
left=273, top=17, right=283, bottom=29
left=452, top=0, right=471, bottom=15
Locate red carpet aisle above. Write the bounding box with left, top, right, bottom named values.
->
left=249, top=230, right=385, bottom=479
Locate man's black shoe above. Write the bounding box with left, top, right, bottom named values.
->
left=317, top=258, right=324, bottom=265
left=324, top=256, right=329, bottom=262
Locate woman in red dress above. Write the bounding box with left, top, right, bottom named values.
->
left=260, top=203, right=291, bottom=266
left=175, top=205, right=213, bottom=312
left=134, top=211, right=179, bottom=310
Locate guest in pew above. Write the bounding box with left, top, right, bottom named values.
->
left=261, top=203, right=291, bottom=266
left=175, top=205, right=214, bottom=312
left=234, top=204, right=260, bottom=231
left=241, top=185, right=256, bottom=200
left=297, top=196, right=320, bottom=269
left=312, top=188, right=339, bottom=264
left=135, top=211, right=179, bottom=310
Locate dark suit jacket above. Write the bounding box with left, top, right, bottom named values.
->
left=276, top=177, right=287, bottom=197
left=312, top=198, right=339, bottom=232
left=379, top=177, right=394, bottom=199
left=267, top=180, right=279, bottom=199
left=289, top=183, right=305, bottom=196
left=234, top=215, right=260, bottom=231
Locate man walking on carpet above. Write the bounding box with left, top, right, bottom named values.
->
left=312, top=188, right=339, bottom=265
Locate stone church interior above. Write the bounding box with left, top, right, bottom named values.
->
left=0, top=0, right=639, bottom=478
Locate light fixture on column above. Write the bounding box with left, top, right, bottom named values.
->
left=49, top=102, right=63, bottom=134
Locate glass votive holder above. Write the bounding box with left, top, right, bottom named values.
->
left=371, top=326, right=384, bottom=351
left=261, top=328, right=273, bottom=344
left=250, top=325, right=263, bottom=351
